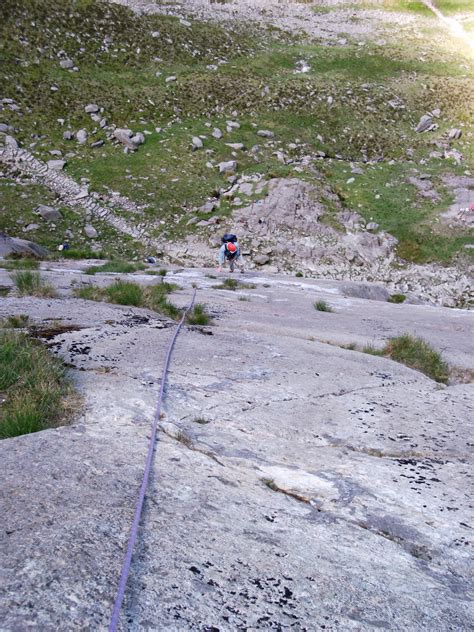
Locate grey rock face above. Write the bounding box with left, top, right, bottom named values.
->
left=0, top=232, right=48, bottom=258
left=0, top=270, right=472, bottom=631
left=36, top=205, right=62, bottom=222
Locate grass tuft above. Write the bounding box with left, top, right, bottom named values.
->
left=0, top=331, right=74, bottom=438
left=192, top=417, right=210, bottom=425
left=11, top=271, right=57, bottom=297
left=85, top=260, right=146, bottom=275
left=388, top=294, right=407, bottom=304
left=1, top=314, right=30, bottom=329
left=186, top=303, right=211, bottom=326
left=314, top=300, right=333, bottom=312
left=105, top=280, right=143, bottom=306
left=386, top=334, right=449, bottom=383
left=1, top=259, right=40, bottom=270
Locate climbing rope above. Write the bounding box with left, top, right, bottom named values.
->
left=108, top=288, right=197, bottom=631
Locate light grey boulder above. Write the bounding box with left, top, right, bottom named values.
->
left=165, top=76, right=177, bottom=83
left=212, top=128, right=223, bottom=139
left=47, top=160, right=66, bottom=171
left=192, top=136, right=203, bottom=150
left=91, top=140, right=104, bottom=148
left=131, top=132, right=145, bottom=146
left=218, top=160, right=237, bottom=174
left=2, top=135, right=18, bottom=149
left=23, top=224, right=40, bottom=233
left=114, top=128, right=135, bottom=149
left=84, top=224, right=98, bottom=239
left=0, top=232, right=48, bottom=258
left=63, top=131, right=74, bottom=141
left=199, top=201, right=216, bottom=214
left=366, top=222, right=379, bottom=231
left=226, top=143, right=245, bottom=150
left=85, top=104, right=100, bottom=114
left=254, top=254, right=270, bottom=265
left=0, top=124, right=12, bottom=133
left=257, top=130, right=274, bottom=138
left=340, top=282, right=390, bottom=302
left=76, top=129, right=88, bottom=144
left=36, top=205, right=62, bottom=222
left=60, top=59, right=74, bottom=69
left=447, top=128, right=462, bottom=140
left=415, top=115, right=435, bottom=133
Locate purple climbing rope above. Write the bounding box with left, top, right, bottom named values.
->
left=109, top=288, right=196, bottom=631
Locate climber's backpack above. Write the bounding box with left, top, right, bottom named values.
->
left=222, top=233, right=237, bottom=244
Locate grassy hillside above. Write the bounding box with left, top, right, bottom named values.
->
left=1, top=0, right=473, bottom=263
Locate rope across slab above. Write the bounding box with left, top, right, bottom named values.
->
left=109, top=289, right=197, bottom=631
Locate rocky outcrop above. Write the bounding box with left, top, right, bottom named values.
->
left=0, top=232, right=49, bottom=258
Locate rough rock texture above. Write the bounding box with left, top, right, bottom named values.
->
left=0, top=232, right=49, bottom=258
left=0, top=265, right=473, bottom=631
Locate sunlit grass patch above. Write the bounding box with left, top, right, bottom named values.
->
left=10, top=271, right=57, bottom=298
left=0, top=330, right=75, bottom=438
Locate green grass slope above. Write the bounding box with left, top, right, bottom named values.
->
left=1, top=0, right=473, bottom=264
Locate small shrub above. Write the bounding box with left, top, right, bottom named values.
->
left=74, top=284, right=104, bottom=301
left=386, top=334, right=448, bottom=383
left=342, top=342, right=357, bottom=350
left=158, top=268, right=167, bottom=276
left=192, top=417, right=210, bottom=425
left=314, top=300, right=333, bottom=312
left=262, top=478, right=279, bottom=492
left=295, top=271, right=303, bottom=278
left=186, top=303, right=211, bottom=326
left=106, top=280, right=143, bottom=306
left=11, top=271, right=57, bottom=297
left=214, top=278, right=239, bottom=291
left=362, top=344, right=384, bottom=355
left=238, top=296, right=250, bottom=301
left=388, top=294, right=407, bottom=304
left=85, top=260, right=146, bottom=275
left=0, top=287, right=10, bottom=297
left=0, top=331, right=74, bottom=438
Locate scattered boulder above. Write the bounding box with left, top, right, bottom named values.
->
left=47, top=160, right=66, bottom=171
left=218, top=160, right=237, bottom=174
left=131, top=132, right=145, bottom=146
left=60, top=59, right=74, bottom=70
left=415, top=115, right=437, bottom=133
left=84, top=224, right=98, bottom=239
left=447, top=128, right=462, bottom=140
left=165, top=76, right=177, bottom=83
left=226, top=143, right=245, bottom=150
left=0, top=123, right=13, bottom=134
left=63, top=131, right=74, bottom=141
left=2, top=135, right=18, bottom=149
left=366, top=222, right=379, bottom=231
left=76, top=129, right=88, bottom=144
left=0, top=232, right=48, bottom=259
left=84, top=104, right=100, bottom=114
left=36, top=205, right=62, bottom=222
left=212, top=128, right=223, bottom=139
left=257, top=130, right=274, bottom=138
left=192, top=136, right=203, bottom=150
left=91, top=140, right=104, bottom=148
left=23, top=224, right=40, bottom=233
left=254, top=254, right=271, bottom=265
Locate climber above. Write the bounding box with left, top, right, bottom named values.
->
left=217, top=233, right=244, bottom=273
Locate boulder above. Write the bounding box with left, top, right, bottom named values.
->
left=218, top=160, right=237, bottom=174
left=212, top=128, right=223, bottom=139
left=36, top=205, right=62, bottom=222
left=84, top=224, right=98, bottom=239
left=0, top=232, right=48, bottom=259
left=85, top=104, right=100, bottom=114
left=47, top=160, right=66, bottom=171
left=254, top=254, right=270, bottom=265
left=131, top=132, right=145, bottom=146
left=257, top=130, right=274, bottom=138
left=60, top=59, right=74, bottom=70
left=415, top=115, right=436, bottom=133
left=114, top=128, right=135, bottom=149
left=76, top=129, right=88, bottom=144
left=192, top=136, right=203, bottom=150
left=63, top=131, right=74, bottom=141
